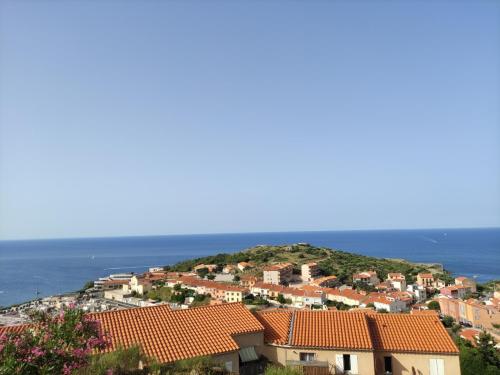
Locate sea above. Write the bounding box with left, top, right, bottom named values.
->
left=0, top=228, right=498, bottom=307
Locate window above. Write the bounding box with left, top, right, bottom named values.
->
left=299, top=352, right=315, bottom=362
left=336, top=354, right=358, bottom=374
left=343, top=354, right=351, bottom=371
left=384, top=356, right=393, bottom=373
left=224, top=361, right=233, bottom=372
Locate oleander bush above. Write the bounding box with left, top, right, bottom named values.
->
left=0, top=307, right=110, bottom=375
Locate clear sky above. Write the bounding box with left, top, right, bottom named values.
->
left=1, top=0, right=499, bottom=240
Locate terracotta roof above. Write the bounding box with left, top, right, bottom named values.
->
left=102, top=279, right=129, bottom=286
left=291, top=311, right=372, bottom=350
left=255, top=310, right=292, bottom=345
left=418, top=273, right=434, bottom=278
left=90, top=303, right=264, bottom=363
left=263, top=263, right=293, bottom=271
left=0, top=324, right=30, bottom=335
left=180, top=276, right=247, bottom=293
left=460, top=329, right=480, bottom=345
left=367, top=314, right=458, bottom=354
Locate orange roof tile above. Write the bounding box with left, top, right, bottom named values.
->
left=255, top=310, right=292, bottom=345
left=0, top=324, right=30, bottom=335
left=89, top=303, right=264, bottom=363
left=291, top=310, right=373, bottom=350
left=367, top=314, right=458, bottom=354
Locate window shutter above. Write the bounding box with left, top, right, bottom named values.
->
left=430, top=358, right=445, bottom=375
left=436, top=359, right=444, bottom=375
left=350, top=354, right=358, bottom=374
left=335, top=354, right=344, bottom=374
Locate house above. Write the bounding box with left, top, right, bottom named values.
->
left=324, top=288, right=366, bottom=307
left=122, top=275, right=154, bottom=295
left=460, top=329, right=481, bottom=346
left=251, top=282, right=291, bottom=299
left=455, top=276, right=477, bottom=293
left=94, top=303, right=263, bottom=374
left=362, top=293, right=408, bottom=312
left=240, top=275, right=258, bottom=288
left=353, top=271, right=379, bottom=285
left=417, top=273, right=435, bottom=288
left=440, top=285, right=471, bottom=299
left=263, top=263, right=293, bottom=285
left=310, top=275, right=338, bottom=288
left=387, top=273, right=406, bottom=291
left=237, top=262, right=253, bottom=271
left=407, top=284, right=427, bottom=302
left=222, top=265, right=235, bottom=274
left=179, top=276, right=248, bottom=302
left=256, top=309, right=460, bottom=375
left=99, top=279, right=130, bottom=291
left=437, top=297, right=500, bottom=332
left=283, top=289, right=325, bottom=308
left=193, top=264, right=218, bottom=273
left=0, top=304, right=462, bottom=375
left=301, top=262, right=320, bottom=282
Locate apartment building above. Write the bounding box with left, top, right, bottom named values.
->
left=417, top=273, right=435, bottom=288
left=301, top=262, right=320, bottom=282
left=438, top=297, right=500, bottom=331
left=262, top=263, right=293, bottom=285
left=387, top=273, right=407, bottom=291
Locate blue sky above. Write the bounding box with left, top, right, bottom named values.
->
left=0, top=1, right=499, bottom=240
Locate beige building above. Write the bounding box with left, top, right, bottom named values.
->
left=1, top=303, right=461, bottom=375
left=263, top=263, right=293, bottom=285
left=353, top=271, right=379, bottom=285
left=123, top=275, right=152, bottom=295
left=455, top=276, right=477, bottom=293
left=256, top=310, right=460, bottom=375
left=301, top=262, right=320, bottom=282
left=417, top=273, right=435, bottom=288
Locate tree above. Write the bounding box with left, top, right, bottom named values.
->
left=196, top=267, right=209, bottom=279
left=277, top=294, right=286, bottom=304
left=206, top=274, right=216, bottom=280
left=457, top=336, right=500, bottom=375
left=233, top=275, right=241, bottom=282
left=428, top=301, right=440, bottom=311
left=0, top=307, right=110, bottom=375
left=477, top=332, right=500, bottom=369
left=442, top=315, right=455, bottom=328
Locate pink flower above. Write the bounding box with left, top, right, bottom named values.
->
left=31, top=346, right=44, bottom=357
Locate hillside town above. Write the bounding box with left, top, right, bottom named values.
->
left=1, top=248, right=499, bottom=374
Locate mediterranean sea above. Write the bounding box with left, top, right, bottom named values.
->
left=0, top=228, right=498, bottom=307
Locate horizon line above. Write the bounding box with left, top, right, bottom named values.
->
left=1, top=225, right=499, bottom=242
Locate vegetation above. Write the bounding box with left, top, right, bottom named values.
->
left=264, top=365, right=302, bottom=375
left=162, top=356, right=227, bottom=375
left=167, top=244, right=446, bottom=284
left=442, top=315, right=455, bottom=328
left=76, top=345, right=157, bottom=375
left=0, top=307, right=110, bottom=375
left=325, top=300, right=350, bottom=311
left=427, top=300, right=440, bottom=311
left=458, top=332, right=500, bottom=375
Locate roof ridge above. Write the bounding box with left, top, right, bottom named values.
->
left=287, top=310, right=296, bottom=346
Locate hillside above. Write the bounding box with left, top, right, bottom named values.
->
left=166, top=243, right=450, bottom=284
